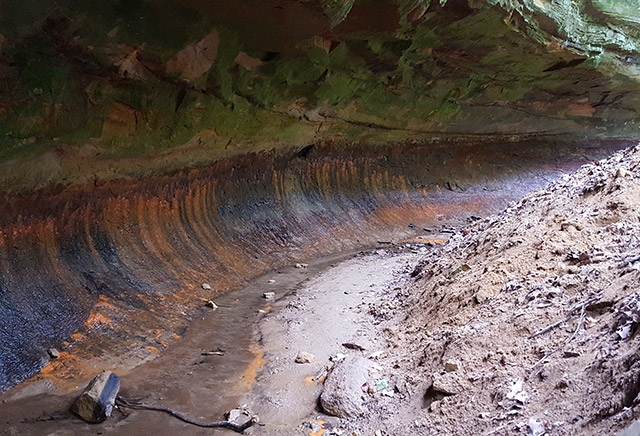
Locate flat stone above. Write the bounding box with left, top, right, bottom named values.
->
left=444, top=361, right=459, bottom=372
left=432, top=374, right=460, bottom=395
left=342, top=342, right=366, bottom=351
left=528, top=418, right=546, bottom=436
left=321, top=356, right=373, bottom=418
left=47, top=348, right=60, bottom=359
left=71, top=371, right=120, bottom=423
left=263, top=292, right=275, bottom=300
left=202, top=283, right=212, bottom=290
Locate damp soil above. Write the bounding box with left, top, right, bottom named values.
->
left=0, top=238, right=432, bottom=435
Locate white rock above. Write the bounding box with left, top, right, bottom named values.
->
left=295, top=351, right=315, bottom=364
left=528, top=417, right=546, bottom=436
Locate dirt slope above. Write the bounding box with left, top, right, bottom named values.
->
left=366, top=145, right=640, bottom=435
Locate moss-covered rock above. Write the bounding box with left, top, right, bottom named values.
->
left=0, top=0, right=639, bottom=190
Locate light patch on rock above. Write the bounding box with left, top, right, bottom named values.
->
left=234, top=52, right=263, bottom=71
left=166, top=30, right=220, bottom=81
left=112, top=46, right=147, bottom=80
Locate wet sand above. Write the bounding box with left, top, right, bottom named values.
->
left=0, top=241, right=428, bottom=435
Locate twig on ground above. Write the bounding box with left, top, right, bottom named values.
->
left=529, top=314, right=573, bottom=339
left=530, top=305, right=586, bottom=371
left=619, top=255, right=640, bottom=269
left=529, top=296, right=600, bottom=339
left=312, top=365, right=331, bottom=382
left=115, top=396, right=257, bottom=432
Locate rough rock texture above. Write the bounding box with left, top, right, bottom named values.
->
left=321, top=356, right=374, bottom=418
left=0, top=0, right=639, bottom=191
left=70, top=371, right=120, bottom=423
left=366, top=145, right=640, bottom=435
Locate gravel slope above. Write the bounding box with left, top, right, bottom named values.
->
left=365, top=145, right=640, bottom=435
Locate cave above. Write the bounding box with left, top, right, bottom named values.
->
left=1, top=1, right=640, bottom=434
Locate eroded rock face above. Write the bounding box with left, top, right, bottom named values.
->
left=101, top=102, right=142, bottom=139
left=321, top=356, right=374, bottom=418
left=0, top=140, right=624, bottom=392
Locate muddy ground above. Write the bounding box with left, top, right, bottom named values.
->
left=0, top=242, right=432, bottom=435
left=3, top=146, right=640, bottom=435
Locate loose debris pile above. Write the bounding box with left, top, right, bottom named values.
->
left=364, top=145, right=640, bottom=435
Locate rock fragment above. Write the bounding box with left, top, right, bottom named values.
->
left=444, top=361, right=459, bottom=372
left=321, top=356, right=373, bottom=418
left=528, top=417, right=546, bottom=436
left=202, top=283, right=212, bottom=290
left=71, top=371, right=120, bottom=423
left=342, top=342, right=366, bottom=351
left=227, top=408, right=242, bottom=422
left=47, top=348, right=60, bottom=359
left=295, top=351, right=315, bottom=364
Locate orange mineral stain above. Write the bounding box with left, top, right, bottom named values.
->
left=239, top=345, right=265, bottom=390
left=84, top=312, right=112, bottom=329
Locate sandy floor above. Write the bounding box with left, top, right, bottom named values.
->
left=249, top=247, right=423, bottom=434
left=0, top=242, right=430, bottom=435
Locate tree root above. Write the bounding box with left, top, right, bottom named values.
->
left=115, top=396, right=257, bottom=432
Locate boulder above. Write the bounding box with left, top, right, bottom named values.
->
left=71, top=371, right=121, bottom=423
left=321, top=356, right=373, bottom=418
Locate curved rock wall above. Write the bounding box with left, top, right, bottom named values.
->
left=1, top=0, right=640, bottom=393
left=0, top=139, right=631, bottom=391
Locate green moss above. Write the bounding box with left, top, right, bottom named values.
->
left=1, top=0, right=640, bottom=171
left=315, top=73, right=361, bottom=105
